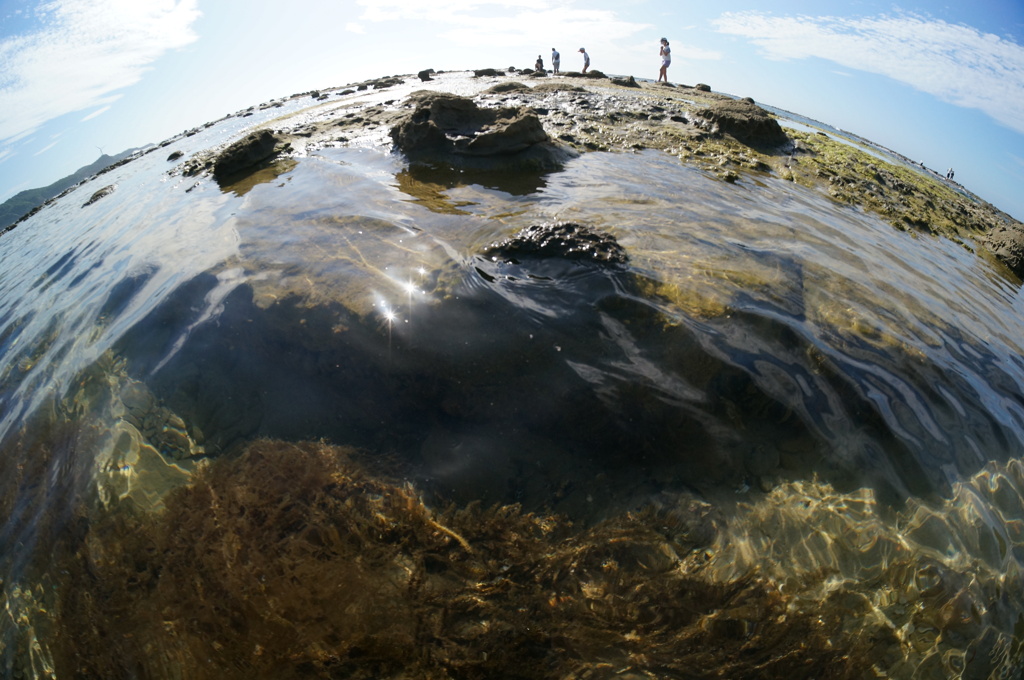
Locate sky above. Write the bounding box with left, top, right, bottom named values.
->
left=1, top=0, right=1023, bottom=220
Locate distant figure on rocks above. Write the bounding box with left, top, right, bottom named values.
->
left=579, top=47, right=590, bottom=73
left=551, top=47, right=560, bottom=74
left=946, top=168, right=955, bottom=180
left=535, top=55, right=544, bottom=71
left=658, top=38, right=671, bottom=82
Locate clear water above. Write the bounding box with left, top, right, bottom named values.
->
left=2, top=86, right=1024, bottom=678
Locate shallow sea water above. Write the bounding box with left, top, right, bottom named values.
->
left=2, top=81, right=1024, bottom=678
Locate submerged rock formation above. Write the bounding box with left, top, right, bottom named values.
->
left=482, top=222, right=628, bottom=265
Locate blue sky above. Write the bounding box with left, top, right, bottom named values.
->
left=1, top=0, right=1023, bottom=220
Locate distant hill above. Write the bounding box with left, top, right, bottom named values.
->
left=0, top=149, right=139, bottom=230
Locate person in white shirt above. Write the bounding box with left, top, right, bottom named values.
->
left=658, top=38, right=671, bottom=82
left=579, top=47, right=590, bottom=74
left=551, top=48, right=560, bottom=74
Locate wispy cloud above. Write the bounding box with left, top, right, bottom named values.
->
left=80, top=104, right=113, bottom=122
left=345, top=22, right=365, bottom=34
left=676, top=45, right=723, bottom=61
left=713, top=11, right=1024, bottom=135
left=0, top=0, right=201, bottom=145
left=355, top=0, right=648, bottom=49
left=357, top=0, right=547, bottom=22
left=32, top=140, right=58, bottom=156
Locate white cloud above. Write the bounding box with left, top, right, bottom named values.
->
left=345, top=22, right=365, bottom=34
left=81, top=104, right=113, bottom=121
left=713, top=11, right=1024, bottom=135
left=674, top=45, right=723, bottom=61
left=355, top=0, right=648, bottom=51
left=0, top=0, right=201, bottom=144
left=32, top=140, right=59, bottom=156
left=356, top=0, right=547, bottom=23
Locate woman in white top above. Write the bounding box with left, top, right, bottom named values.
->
left=658, top=38, right=671, bottom=82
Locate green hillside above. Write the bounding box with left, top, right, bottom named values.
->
left=0, top=149, right=138, bottom=230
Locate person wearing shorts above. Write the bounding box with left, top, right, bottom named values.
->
left=551, top=48, right=560, bottom=74
left=658, top=38, right=671, bottom=82
left=579, top=47, right=590, bottom=74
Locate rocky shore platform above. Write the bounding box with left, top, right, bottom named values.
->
left=175, top=67, right=1024, bottom=279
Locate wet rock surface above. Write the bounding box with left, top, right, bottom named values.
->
left=212, top=129, right=284, bottom=179
left=81, top=184, right=115, bottom=207
left=979, top=223, right=1024, bottom=277
left=175, top=128, right=290, bottom=183
left=691, top=97, right=789, bottom=148
left=387, top=91, right=571, bottom=172
left=169, top=68, right=1020, bottom=277
left=482, top=222, right=629, bottom=265
left=611, top=75, right=641, bottom=88
left=390, top=91, right=550, bottom=157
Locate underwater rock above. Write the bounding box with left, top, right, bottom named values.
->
left=212, top=129, right=283, bottom=180
left=691, top=98, right=788, bottom=148
left=390, top=92, right=556, bottom=164
left=81, top=184, right=115, bottom=207
left=482, top=221, right=628, bottom=265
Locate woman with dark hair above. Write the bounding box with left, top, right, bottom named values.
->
left=658, top=37, right=671, bottom=82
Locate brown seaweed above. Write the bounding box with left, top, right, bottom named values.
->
left=52, top=439, right=887, bottom=679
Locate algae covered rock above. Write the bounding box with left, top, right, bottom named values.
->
left=212, top=129, right=283, bottom=180
left=691, top=98, right=788, bottom=148
left=484, top=81, right=531, bottom=95
left=979, top=222, right=1024, bottom=278
left=390, top=92, right=567, bottom=170
left=611, top=75, right=641, bottom=88
left=81, top=184, right=115, bottom=208
left=482, top=221, right=628, bottom=265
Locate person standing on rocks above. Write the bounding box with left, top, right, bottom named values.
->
left=658, top=38, right=671, bottom=82
left=551, top=47, right=560, bottom=74
left=579, top=47, right=590, bottom=74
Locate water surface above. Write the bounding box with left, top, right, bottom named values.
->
left=2, top=91, right=1024, bottom=678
